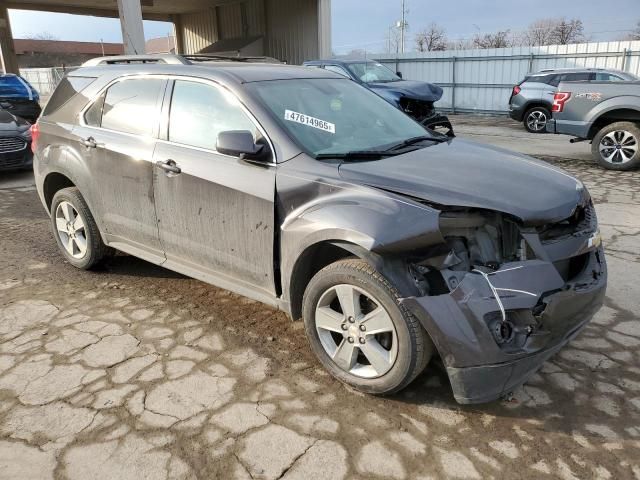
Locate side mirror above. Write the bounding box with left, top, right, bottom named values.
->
left=216, top=130, right=264, bottom=159
left=396, top=71, right=403, bottom=79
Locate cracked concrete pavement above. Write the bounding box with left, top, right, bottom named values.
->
left=1, top=117, right=640, bottom=479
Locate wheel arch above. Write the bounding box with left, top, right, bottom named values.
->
left=588, top=108, right=640, bottom=139
left=523, top=101, right=552, bottom=115
left=287, top=240, right=367, bottom=321
left=286, top=239, right=423, bottom=321
left=43, top=171, right=76, bottom=212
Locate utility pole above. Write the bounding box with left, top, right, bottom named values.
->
left=399, top=0, right=408, bottom=54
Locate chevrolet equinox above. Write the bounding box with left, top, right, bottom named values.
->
left=32, top=55, right=607, bottom=404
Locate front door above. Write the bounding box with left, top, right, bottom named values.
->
left=74, top=76, right=167, bottom=263
left=153, top=78, right=277, bottom=300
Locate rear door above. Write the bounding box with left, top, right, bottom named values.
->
left=546, top=72, right=592, bottom=105
left=152, top=78, right=277, bottom=299
left=73, top=76, right=167, bottom=263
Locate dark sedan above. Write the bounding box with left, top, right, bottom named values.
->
left=303, top=59, right=453, bottom=136
left=0, top=109, right=33, bottom=171
left=0, top=74, right=42, bottom=123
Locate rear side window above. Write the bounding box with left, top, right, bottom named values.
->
left=561, top=72, right=591, bottom=82
left=595, top=73, right=623, bottom=82
left=84, top=92, right=105, bottom=127
left=168, top=80, right=256, bottom=151
left=524, top=74, right=555, bottom=85
left=100, top=78, right=165, bottom=136
left=43, top=76, right=95, bottom=116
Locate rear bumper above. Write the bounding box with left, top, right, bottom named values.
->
left=508, top=104, right=525, bottom=121
left=546, top=118, right=556, bottom=133
left=401, top=246, right=607, bottom=404
left=547, top=119, right=590, bottom=139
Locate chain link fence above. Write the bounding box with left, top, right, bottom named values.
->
left=19, top=67, right=77, bottom=97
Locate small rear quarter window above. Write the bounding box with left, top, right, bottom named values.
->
left=42, top=76, right=96, bottom=116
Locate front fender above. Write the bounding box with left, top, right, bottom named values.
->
left=371, top=88, right=403, bottom=108
left=279, top=184, right=445, bottom=307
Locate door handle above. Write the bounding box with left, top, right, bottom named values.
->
left=81, top=136, right=97, bottom=148
left=156, top=159, right=181, bottom=175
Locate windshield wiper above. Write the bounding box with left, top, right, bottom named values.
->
left=315, top=150, right=394, bottom=160
left=385, top=135, right=446, bottom=152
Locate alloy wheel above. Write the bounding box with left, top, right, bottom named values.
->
left=526, top=110, right=547, bottom=132
left=599, top=130, right=638, bottom=165
left=314, top=284, right=398, bottom=378
left=55, top=201, right=88, bottom=259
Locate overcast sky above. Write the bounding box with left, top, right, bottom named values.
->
left=9, top=0, right=639, bottom=53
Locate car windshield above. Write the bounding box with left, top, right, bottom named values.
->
left=248, top=78, right=433, bottom=158
left=346, top=62, right=400, bottom=83
left=0, top=76, right=31, bottom=97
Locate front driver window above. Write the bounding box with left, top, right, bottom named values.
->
left=168, top=80, right=256, bottom=151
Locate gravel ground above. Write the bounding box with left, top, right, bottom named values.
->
left=0, top=117, right=639, bottom=480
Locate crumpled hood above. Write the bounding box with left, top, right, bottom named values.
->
left=338, top=138, right=587, bottom=226
left=368, top=80, right=443, bottom=104
left=0, top=109, right=25, bottom=131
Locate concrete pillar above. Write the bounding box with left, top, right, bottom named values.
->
left=172, top=14, right=184, bottom=55
left=317, top=0, right=331, bottom=59
left=117, top=0, right=145, bottom=54
left=0, top=4, right=18, bottom=73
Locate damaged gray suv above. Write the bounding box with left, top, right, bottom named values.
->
left=33, top=55, right=607, bottom=404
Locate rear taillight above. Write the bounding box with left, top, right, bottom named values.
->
left=552, top=92, right=571, bottom=112
left=512, top=85, right=521, bottom=96
left=30, top=123, right=39, bottom=154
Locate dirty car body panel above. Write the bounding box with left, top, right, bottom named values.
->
left=34, top=60, right=606, bottom=403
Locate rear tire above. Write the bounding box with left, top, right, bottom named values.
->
left=523, top=106, right=550, bottom=133
left=592, top=121, right=640, bottom=171
left=302, top=259, right=432, bottom=395
left=51, top=187, right=110, bottom=270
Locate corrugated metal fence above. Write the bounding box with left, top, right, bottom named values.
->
left=374, top=41, right=640, bottom=114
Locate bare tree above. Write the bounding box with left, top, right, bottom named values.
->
left=473, top=30, right=512, bottom=49
left=446, top=38, right=474, bottom=51
left=524, top=19, right=557, bottom=46
left=628, top=20, right=640, bottom=40
left=415, top=23, right=447, bottom=52
left=552, top=18, right=584, bottom=44
left=24, top=32, right=59, bottom=41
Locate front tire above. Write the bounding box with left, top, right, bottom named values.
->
left=302, top=259, right=432, bottom=395
left=523, top=106, right=550, bottom=133
left=592, top=121, right=640, bottom=171
left=51, top=187, right=109, bottom=269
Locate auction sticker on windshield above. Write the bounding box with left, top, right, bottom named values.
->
left=284, top=110, right=335, bottom=134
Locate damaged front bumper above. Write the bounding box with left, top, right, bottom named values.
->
left=421, top=113, right=455, bottom=138
left=401, top=246, right=607, bottom=404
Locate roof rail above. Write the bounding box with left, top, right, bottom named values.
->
left=82, top=54, right=190, bottom=67
left=181, top=54, right=282, bottom=64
